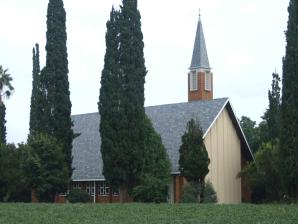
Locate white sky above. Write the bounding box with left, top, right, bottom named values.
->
left=0, top=0, right=289, bottom=144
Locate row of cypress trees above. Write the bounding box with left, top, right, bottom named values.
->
left=241, top=0, right=298, bottom=202
left=27, top=0, right=73, bottom=201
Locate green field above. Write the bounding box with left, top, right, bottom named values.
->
left=0, top=203, right=297, bottom=224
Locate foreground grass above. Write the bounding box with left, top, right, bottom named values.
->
left=0, top=203, right=297, bottom=224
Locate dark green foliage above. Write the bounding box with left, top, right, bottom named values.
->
left=280, top=0, right=298, bottom=200
left=99, top=0, right=147, bottom=195
left=99, top=8, right=124, bottom=188
left=179, top=119, right=210, bottom=184
left=22, top=134, right=69, bottom=202
left=181, top=183, right=200, bottom=203
left=29, top=44, right=45, bottom=136
left=202, top=180, right=217, bottom=203
left=240, top=141, right=281, bottom=202
left=240, top=73, right=282, bottom=202
left=0, top=104, right=6, bottom=144
left=240, top=116, right=261, bottom=153
left=39, top=0, right=74, bottom=178
left=132, top=175, right=168, bottom=203
left=118, top=0, right=147, bottom=190
left=67, top=189, right=91, bottom=203
left=132, top=117, right=171, bottom=202
left=262, top=72, right=281, bottom=141
left=181, top=181, right=217, bottom=203
left=0, top=144, right=31, bottom=202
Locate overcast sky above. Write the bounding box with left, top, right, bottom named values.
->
left=0, top=0, right=289, bottom=144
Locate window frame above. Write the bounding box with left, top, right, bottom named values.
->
left=99, top=182, right=110, bottom=196
left=205, top=71, right=212, bottom=91
left=189, top=71, right=198, bottom=91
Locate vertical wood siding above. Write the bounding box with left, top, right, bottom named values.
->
left=204, top=108, right=241, bottom=203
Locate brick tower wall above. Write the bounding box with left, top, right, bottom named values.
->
left=188, top=71, right=213, bottom=101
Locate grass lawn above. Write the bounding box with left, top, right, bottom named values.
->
left=0, top=203, right=297, bottom=224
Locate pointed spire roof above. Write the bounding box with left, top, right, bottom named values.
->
left=190, top=15, right=210, bottom=70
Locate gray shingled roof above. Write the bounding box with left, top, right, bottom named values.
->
left=190, top=16, right=210, bottom=70
left=71, top=98, right=229, bottom=181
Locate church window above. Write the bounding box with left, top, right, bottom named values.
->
left=99, top=182, right=110, bottom=196
left=86, top=183, right=95, bottom=196
left=189, top=71, right=198, bottom=91
left=205, top=71, right=212, bottom=91
left=86, top=183, right=91, bottom=195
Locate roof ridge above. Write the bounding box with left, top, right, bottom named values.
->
left=71, top=98, right=230, bottom=117
left=145, top=98, right=229, bottom=109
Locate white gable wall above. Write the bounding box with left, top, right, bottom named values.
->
left=204, top=108, right=242, bottom=204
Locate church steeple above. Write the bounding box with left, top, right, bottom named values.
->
left=188, top=14, right=213, bottom=102
left=190, top=15, right=210, bottom=70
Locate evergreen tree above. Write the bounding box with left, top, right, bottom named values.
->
left=23, top=134, right=69, bottom=202
left=240, top=116, right=261, bottom=153
left=99, top=8, right=124, bottom=188
left=99, top=0, right=149, bottom=200
left=240, top=141, right=281, bottom=202
left=118, top=0, right=147, bottom=192
left=0, top=66, right=14, bottom=144
left=0, top=144, right=31, bottom=202
left=42, top=0, right=74, bottom=178
left=29, top=44, right=44, bottom=136
left=0, top=104, right=6, bottom=144
left=263, top=72, right=281, bottom=141
left=179, top=119, right=210, bottom=185
left=132, top=116, right=171, bottom=202
left=280, top=0, right=298, bottom=200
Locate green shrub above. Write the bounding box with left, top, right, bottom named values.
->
left=202, top=180, right=217, bottom=203
left=181, top=181, right=217, bottom=203
left=181, top=183, right=200, bottom=203
left=132, top=174, right=168, bottom=203
left=67, top=189, right=91, bottom=203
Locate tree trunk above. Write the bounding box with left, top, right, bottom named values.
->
left=119, top=185, right=130, bottom=203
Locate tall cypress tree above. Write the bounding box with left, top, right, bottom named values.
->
left=118, top=0, right=147, bottom=192
left=263, top=72, right=281, bottom=141
left=0, top=104, right=6, bottom=145
left=29, top=44, right=42, bottom=136
left=99, top=0, right=147, bottom=196
left=99, top=8, right=125, bottom=188
left=42, top=0, right=73, bottom=178
left=280, top=0, right=298, bottom=200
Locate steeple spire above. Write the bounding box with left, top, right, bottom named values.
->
left=190, top=14, right=210, bottom=70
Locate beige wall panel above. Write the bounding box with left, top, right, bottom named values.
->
left=211, top=121, right=218, bottom=192
left=204, top=108, right=241, bottom=204
left=205, top=132, right=212, bottom=181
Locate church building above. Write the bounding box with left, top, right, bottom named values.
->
left=66, top=16, right=253, bottom=204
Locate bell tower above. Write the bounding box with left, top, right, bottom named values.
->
left=188, top=14, right=213, bottom=102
